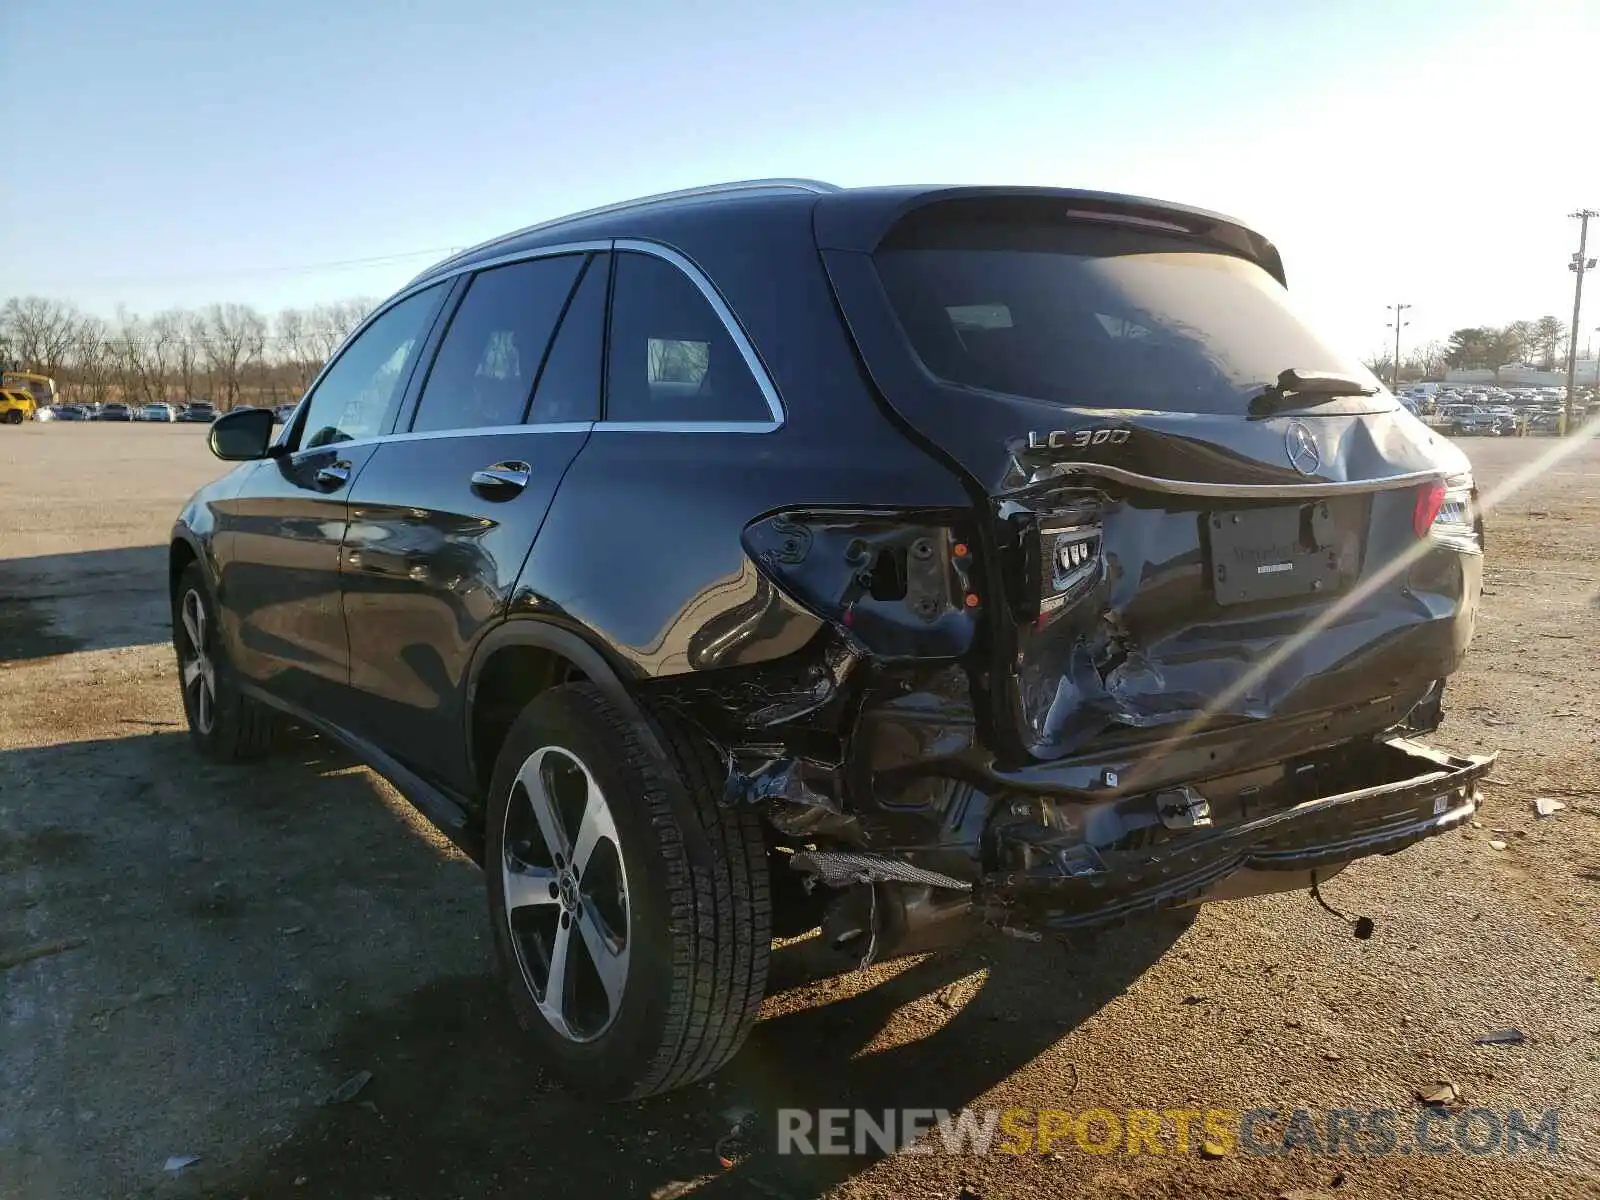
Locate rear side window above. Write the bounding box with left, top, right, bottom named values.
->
left=527, top=253, right=608, bottom=424
left=874, top=218, right=1378, bottom=415
left=604, top=251, right=769, bottom=424
left=411, top=255, right=584, bottom=432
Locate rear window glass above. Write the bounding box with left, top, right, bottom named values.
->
left=874, top=219, right=1379, bottom=415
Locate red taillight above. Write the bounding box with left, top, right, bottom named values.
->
left=1413, top=481, right=1446, bottom=537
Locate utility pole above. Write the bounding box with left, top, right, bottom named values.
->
left=1386, top=303, right=1411, bottom=388
left=1565, top=210, right=1598, bottom=434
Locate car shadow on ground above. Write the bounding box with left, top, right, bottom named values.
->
left=0, top=545, right=170, bottom=660
left=3, top=718, right=1189, bottom=1200
left=183, top=901, right=1190, bottom=1199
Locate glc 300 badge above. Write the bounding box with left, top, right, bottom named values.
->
left=1025, top=428, right=1130, bottom=450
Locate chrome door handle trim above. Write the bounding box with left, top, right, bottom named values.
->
left=315, top=461, right=352, bottom=489
left=470, top=461, right=532, bottom=492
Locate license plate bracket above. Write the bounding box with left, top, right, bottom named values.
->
left=1207, top=506, right=1343, bottom=605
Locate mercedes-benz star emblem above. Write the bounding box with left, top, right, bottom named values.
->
left=1285, top=421, right=1322, bottom=476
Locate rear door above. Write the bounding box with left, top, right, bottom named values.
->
left=339, top=248, right=609, bottom=791
left=817, top=196, right=1478, bottom=761
left=218, top=283, right=450, bottom=714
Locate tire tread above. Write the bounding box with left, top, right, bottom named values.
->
left=509, top=683, right=770, bottom=1099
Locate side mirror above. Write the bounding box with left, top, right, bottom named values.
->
left=208, top=407, right=276, bottom=461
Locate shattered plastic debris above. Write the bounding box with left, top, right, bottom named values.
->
left=716, top=1107, right=758, bottom=1170
left=318, top=1070, right=372, bottom=1106
left=1417, top=1081, right=1461, bottom=1108
left=1534, top=797, right=1567, bottom=817
left=1473, top=1028, right=1526, bottom=1046
left=163, top=1155, right=200, bottom=1173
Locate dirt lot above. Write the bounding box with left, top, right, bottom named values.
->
left=2, top=423, right=1597, bottom=1200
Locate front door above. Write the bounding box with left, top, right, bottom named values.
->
left=217, top=282, right=450, bottom=716
left=341, top=250, right=610, bottom=792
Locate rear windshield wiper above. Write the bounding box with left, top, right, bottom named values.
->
left=1249, top=369, right=1379, bottom=416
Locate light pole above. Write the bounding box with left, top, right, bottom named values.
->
left=1386, top=303, right=1411, bottom=388
left=1564, top=210, right=1598, bottom=433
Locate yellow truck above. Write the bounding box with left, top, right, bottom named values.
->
left=0, top=387, right=38, bottom=424
left=0, top=373, right=59, bottom=424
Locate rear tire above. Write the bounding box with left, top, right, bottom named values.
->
left=3, top=410, right=22, bottom=425
left=485, top=683, right=771, bottom=1100
left=172, top=562, right=279, bottom=760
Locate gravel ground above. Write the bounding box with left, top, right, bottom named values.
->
left=1, top=423, right=1597, bottom=1200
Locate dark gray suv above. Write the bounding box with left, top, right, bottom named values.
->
left=172, top=179, right=1494, bottom=1099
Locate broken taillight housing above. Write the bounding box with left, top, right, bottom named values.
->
left=742, top=511, right=980, bottom=658
left=1009, top=492, right=1105, bottom=629
left=1417, top=475, right=1481, bottom=550
left=1039, top=520, right=1104, bottom=618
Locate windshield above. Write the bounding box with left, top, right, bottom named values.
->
left=873, top=220, right=1384, bottom=416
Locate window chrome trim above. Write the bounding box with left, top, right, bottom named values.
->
left=276, top=241, right=614, bottom=453
left=592, top=421, right=781, bottom=434
left=596, top=238, right=786, bottom=432
left=278, top=235, right=786, bottom=453
left=282, top=421, right=596, bottom=461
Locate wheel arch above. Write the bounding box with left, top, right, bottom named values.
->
left=464, top=618, right=675, bottom=806
left=168, top=531, right=203, bottom=597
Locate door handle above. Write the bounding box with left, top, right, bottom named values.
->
left=315, top=461, right=352, bottom=490
left=470, top=461, right=532, bottom=496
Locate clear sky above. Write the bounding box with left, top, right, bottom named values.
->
left=3, top=0, right=1597, bottom=359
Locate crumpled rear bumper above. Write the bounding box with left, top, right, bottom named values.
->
left=993, top=738, right=1495, bottom=931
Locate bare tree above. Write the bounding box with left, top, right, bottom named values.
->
left=201, top=303, right=268, bottom=409
left=306, top=299, right=372, bottom=363
left=274, top=307, right=320, bottom=396
left=1531, top=316, right=1567, bottom=371
left=0, top=296, right=84, bottom=378
left=1406, top=339, right=1447, bottom=379
left=71, top=317, right=115, bottom=406
left=108, top=308, right=153, bottom=405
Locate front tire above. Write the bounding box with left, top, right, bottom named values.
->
left=172, top=562, right=279, bottom=760
left=485, top=683, right=771, bottom=1100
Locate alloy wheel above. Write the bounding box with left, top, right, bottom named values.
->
left=178, top=588, right=217, bottom=735
left=500, top=746, right=631, bottom=1043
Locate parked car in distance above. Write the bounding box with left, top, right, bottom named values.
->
left=170, top=178, right=1494, bottom=1101
left=96, top=403, right=134, bottom=422
left=1436, top=405, right=1501, bottom=436
left=272, top=403, right=298, bottom=424
left=177, top=403, right=217, bottom=423
left=52, top=405, right=90, bottom=421
left=138, top=403, right=177, bottom=422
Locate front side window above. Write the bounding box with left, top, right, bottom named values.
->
left=604, top=252, right=769, bottom=424
left=298, top=284, right=446, bottom=448
left=411, top=255, right=585, bottom=433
